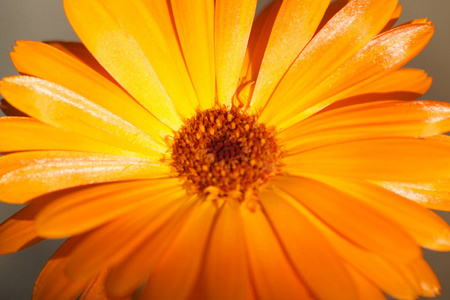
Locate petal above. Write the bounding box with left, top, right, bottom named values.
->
left=241, top=206, right=313, bottom=300
left=215, top=0, right=257, bottom=106
left=141, top=201, right=217, bottom=300
left=274, top=176, right=421, bottom=262
left=0, top=76, right=165, bottom=157
left=11, top=41, right=172, bottom=141
left=346, top=267, right=386, bottom=300
left=272, top=187, right=420, bottom=299
left=279, top=22, right=434, bottom=128
left=170, top=0, right=215, bottom=109
left=313, top=177, right=450, bottom=251
left=80, top=271, right=131, bottom=300
left=0, top=98, right=27, bottom=117
left=105, top=197, right=197, bottom=297
left=258, top=0, right=398, bottom=121
left=284, top=138, right=450, bottom=181
left=321, top=68, right=432, bottom=110
left=249, top=0, right=330, bottom=111
left=202, top=201, right=253, bottom=300
left=35, top=178, right=181, bottom=238
left=261, top=189, right=358, bottom=300
left=280, top=100, right=450, bottom=153
left=0, top=117, right=136, bottom=155
left=0, top=151, right=169, bottom=204
left=64, top=0, right=193, bottom=128
left=408, top=258, right=441, bottom=297
left=33, top=236, right=90, bottom=300
left=65, top=190, right=184, bottom=281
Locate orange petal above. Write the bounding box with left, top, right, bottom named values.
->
left=346, top=267, right=386, bottom=300
left=258, top=0, right=398, bottom=121
left=249, top=0, right=330, bottom=111
left=241, top=206, right=313, bottom=300
left=33, top=236, right=90, bottom=300
left=408, top=258, right=441, bottom=297
left=105, top=197, right=197, bottom=298
left=280, top=100, right=450, bottom=153
left=312, top=176, right=450, bottom=251
left=284, top=138, right=450, bottom=181
left=142, top=201, right=217, bottom=300
left=0, top=151, right=169, bottom=204
left=0, top=98, right=28, bottom=117
left=80, top=271, right=131, bottom=300
left=261, top=190, right=358, bottom=300
left=275, top=176, right=421, bottom=262
left=0, top=76, right=165, bottom=157
left=11, top=41, right=172, bottom=140
left=0, top=117, right=136, bottom=155
left=279, top=22, right=434, bottom=128
left=63, top=0, right=190, bottom=129
left=215, top=0, right=257, bottom=106
left=35, top=178, right=181, bottom=239
left=170, top=0, right=215, bottom=110
left=321, top=68, right=432, bottom=110
left=202, top=201, right=253, bottom=300
left=272, top=187, right=420, bottom=299
left=381, top=4, right=403, bottom=32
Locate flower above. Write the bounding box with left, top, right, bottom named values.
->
left=1, top=0, right=450, bottom=299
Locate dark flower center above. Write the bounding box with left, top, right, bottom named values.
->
left=170, top=106, right=282, bottom=201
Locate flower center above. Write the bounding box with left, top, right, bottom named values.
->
left=170, top=106, right=282, bottom=201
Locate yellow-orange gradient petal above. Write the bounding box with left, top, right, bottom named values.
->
left=277, top=22, right=434, bottom=128
left=0, top=117, right=137, bottom=155
left=35, top=178, right=182, bottom=239
left=170, top=0, right=215, bottom=110
left=0, top=151, right=169, bottom=204
left=258, top=0, right=398, bottom=119
left=241, top=206, right=312, bottom=300
left=249, top=0, right=330, bottom=111
left=280, top=100, right=450, bottom=153
left=274, top=176, right=421, bottom=262
left=63, top=0, right=190, bottom=129
left=11, top=40, right=172, bottom=140
left=284, top=138, right=450, bottom=181
left=261, top=190, right=358, bottom=300
left=272, top=187, right=420, bottom=299
left=33, top=236, right=90, bottom=300
left=202, top=201, right=253, bottom=300
left=0, top=76, right=165, bottom=157
left=311, top=176, right=450, bottom=251
left=105, top=197, right=197, bottom=298
left=215, top=0, right=257, bottom=106
left=142, top=201, right=217, bottom=300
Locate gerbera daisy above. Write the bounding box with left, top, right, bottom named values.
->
left=1, top=0, right=450, bottom=299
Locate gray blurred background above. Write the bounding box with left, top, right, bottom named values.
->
left=0, top=0, right=449, bottom=299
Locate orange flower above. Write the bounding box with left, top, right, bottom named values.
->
left=0, top=0, right=449, bottom=299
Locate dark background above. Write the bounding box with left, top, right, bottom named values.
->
left=0, top=0, right=449, bottom=299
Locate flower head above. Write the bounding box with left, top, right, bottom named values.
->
left=1, top=0, right=450, bottom=299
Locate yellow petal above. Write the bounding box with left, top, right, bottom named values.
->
left=170, top=0, right=215, bottom=110
left=258, top=0, right=398, bottom=121
left=64, top=0, right=193, bottom=128
left=202, top=201, right=253, bottom=300
left=280, top=100, right=450, bottom=153
left=241, top=206, right=312, bottom=300
left=105, top=197, right=197, bottom=298
left=142, top=201, right=217, bottom=300
left=312, top=176, right=450, bottom=251
left=284, top=138, right=450, bottom=181
left=11, top=41, right=172, bottom=140
left=272, top=187, right=420, bottom=299
left=0, top=151, right=169, bottom=204
left=35, top=179, right=181, bottom=239
left=261, top=190, right=358, bottom=300
left=279, top=22, right=434, bottom=128
left=0, top=76, right=165, bottom=156
left=249, top=0, right=330, bottom=111
left=0, top=117, right=137, bottom=155
left=275, top=176, right=421, bottom=262
left=215, top=0, right=257, bottom=106
left=33, top=236, right=90, bottom=300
